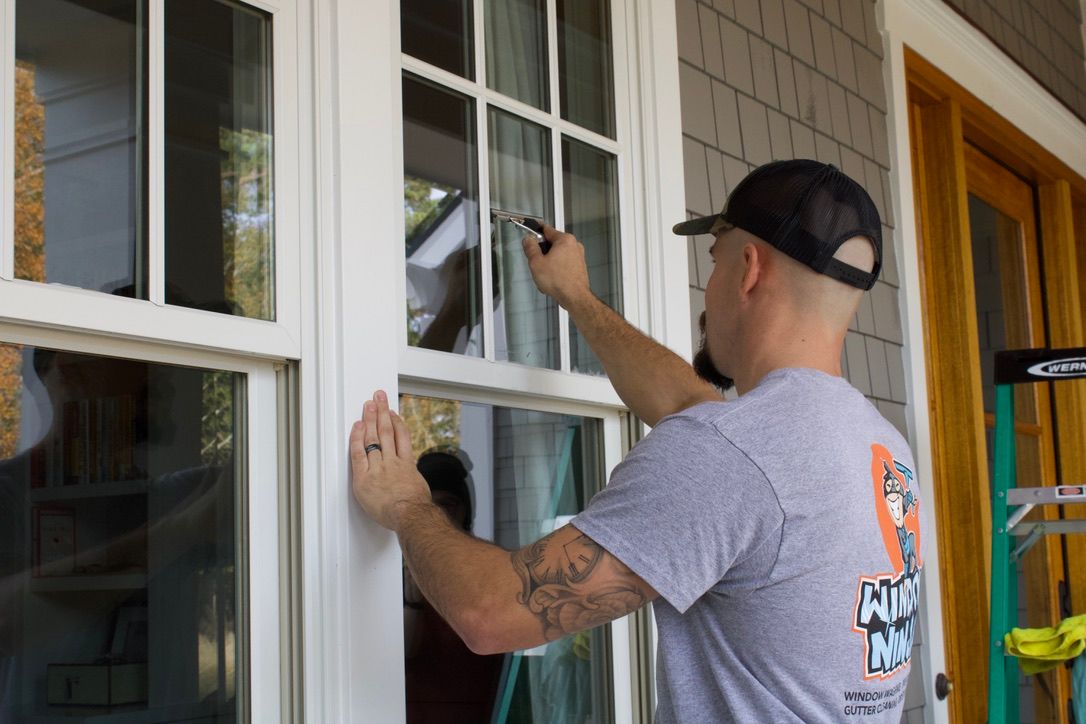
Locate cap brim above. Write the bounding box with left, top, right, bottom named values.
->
left=672, top=214, right=718, bottom=236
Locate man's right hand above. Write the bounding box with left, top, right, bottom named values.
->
left=521, top=224, right=592, bottom=310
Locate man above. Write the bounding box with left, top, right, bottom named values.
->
left=351, top=160, right=922, bottom=722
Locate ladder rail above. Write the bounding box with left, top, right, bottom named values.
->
left=987, top=347, right=1086, bottom=723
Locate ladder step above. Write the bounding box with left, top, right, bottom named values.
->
left=1008, top=519, right=1086, bottom=536
left=1006, top=485, right=1086, bottom=505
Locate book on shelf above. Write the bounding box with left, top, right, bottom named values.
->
left=48, top=394, right=141, bottom=488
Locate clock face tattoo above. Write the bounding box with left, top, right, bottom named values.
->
left=561, top=534, right=603, bottom=583
left=511, top=529, right=648, bottom=642
left=523, top=534, right=603, bottom=587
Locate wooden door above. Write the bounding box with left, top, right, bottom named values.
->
left=908, top=49, right=1086, bottom=724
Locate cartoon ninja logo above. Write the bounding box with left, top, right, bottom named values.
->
left=881, top=461, right=918, bottom=576
left=852, top=445, right=923, bottom=680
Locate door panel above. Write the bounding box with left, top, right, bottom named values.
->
left=964, top=144, right=1067, bottom=723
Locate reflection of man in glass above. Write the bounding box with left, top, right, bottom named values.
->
left=352, top=161, right=919, bottom=723
left=403, top=449, right=502, bottom=724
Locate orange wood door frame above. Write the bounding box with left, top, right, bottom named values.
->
left=908, top=48, right=1086, bottom=723
left=909, top=96, right=991, bottom=724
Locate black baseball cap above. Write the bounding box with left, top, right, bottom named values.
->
left=673, top=159, right=882, bottom=290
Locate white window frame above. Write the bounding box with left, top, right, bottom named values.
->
left=0, top=0, right=306, bottom=717
left=0, top=0, right=303, bottom=361
left=306, top=0, right=687, bottom=721
left=0, top=319, right=288, bottom=723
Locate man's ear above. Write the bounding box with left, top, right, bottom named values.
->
left=738, top=242, right=763, bottom=298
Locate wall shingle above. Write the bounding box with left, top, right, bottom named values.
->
left=720, top=17, right=756, bottom=95
left=832, top=28, right=858, bottom=91
left=775, top=48, right=801, bottom=117
left=762, top=0, right=789, bottom=48
left=676, top=0, right=705, bottom=66
left=767, top=109, right=795, bottom=159
left=699, top=3, right=726, bottom=79
left=682, top=136, right=713, bottom=215
left=679, top=63, right=719, bottom=144
left=783, top=0, right=816, bottom=64
left=811, top=14, right=838, bottom=77
left=734, top=0, right=764, bottom=33
left=737, top=95, right=773, bottom=165
left=711, top=80, right=745, bottom=157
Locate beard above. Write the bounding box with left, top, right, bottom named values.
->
left=693, top=312, right=734, bottom=392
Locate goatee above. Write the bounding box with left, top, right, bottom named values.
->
left=694, top=310, right=734, bottom=391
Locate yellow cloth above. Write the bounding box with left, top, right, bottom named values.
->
left=1004, top=614, right=1086, bottom=675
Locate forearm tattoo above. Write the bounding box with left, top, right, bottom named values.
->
left=511, top=531, right=647, bottom=641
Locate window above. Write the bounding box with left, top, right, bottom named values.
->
left=399, top=392, right=617, bottom=723
left=0, top=1, right=295, bottom=718
left=11, top=0, right=275, bottom=320
left=0, top=343, right=245, bottom=721
left=401, top=0, right=623, bottom=375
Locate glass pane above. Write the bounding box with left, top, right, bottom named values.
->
left=165, top=0, right=274, bottom=320
left=484, top=0, right=549, bottom=110
left=557, top=0, right=615, bottom=138
left=14, top=0, right=147, bottom=297
left=489, top=108, right=557, bottom=369
left=968, top=194, right=1037, bottom=426
left=401, top=0, right=474, bottom=80
left=563, top=138, right=621, bottom=375
left=403, top=75, right=483, bottom=357
left=399, top=394, right=613, bottom=724
left=0, top=343, right=243, bottom=721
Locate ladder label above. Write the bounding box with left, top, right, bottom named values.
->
left=1056, top=485, right=1085, bottom=499
left=1027, top=358, right=1086, bottom=377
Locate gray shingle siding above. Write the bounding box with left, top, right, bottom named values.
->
left=942, top=0, right=1086, bottom=120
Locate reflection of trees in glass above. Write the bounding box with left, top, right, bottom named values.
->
left=14, top=61, right=45, bottom=283
left=197, top=568, right=237, bottom=701
left=220, top=128, right=274, bottom=320
left=201, top=371, right=235, bottom=467
left=4, top=61, right=39, bottom=457
left=399, top=394, right=461, bottom=457
left=404, top=176, right=456, bottom=241
left=0, top=345, right=23, bottom=459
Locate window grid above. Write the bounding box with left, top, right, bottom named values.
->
left=0, top=0, right=300, bottom=360
left=149, top=0, right=166, bottom=306
left=400, top=0, right=623, bottom=374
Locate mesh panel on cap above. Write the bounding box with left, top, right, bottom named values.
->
left=722, top=160, right=883, bottom=290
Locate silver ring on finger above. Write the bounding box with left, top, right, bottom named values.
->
left=364, top=443, right=382, bottom=454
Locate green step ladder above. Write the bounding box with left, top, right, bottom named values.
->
left=989, top=347, right=1086, bottom=723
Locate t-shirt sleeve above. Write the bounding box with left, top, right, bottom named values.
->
left=572, top=414, right=784, bottom=613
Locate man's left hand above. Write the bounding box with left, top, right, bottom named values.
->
left=349, top=390, right=431, bottom=531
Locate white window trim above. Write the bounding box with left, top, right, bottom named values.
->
left=881, top=0, right=1086, bottom=722
left=0, top=320, right=287, bottom=723
left=305, top=0, right=686, bottom=720
left=0, top=0, right=303, bottom=361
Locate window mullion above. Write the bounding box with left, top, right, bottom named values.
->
left=545, top=0, right=570, bottom=373
left=148, top=0, right=165, bottom=306
left=1, top=0, right=14, bottom=280
left=400, top=54, right=621, bottom=156
left=473, top=0, right=495, bottom=361
left=476, top=97, right=495, bottom=362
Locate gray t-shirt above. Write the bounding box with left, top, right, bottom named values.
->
left=573, top=368, right=923, bottom=723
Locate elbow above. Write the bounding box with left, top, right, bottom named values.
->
left=456, top=603, right=505, bottom=655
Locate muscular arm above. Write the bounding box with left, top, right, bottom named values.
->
left=397, top=503, right=657, bottom=655
left=523, top=228, right=719, bottom=426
